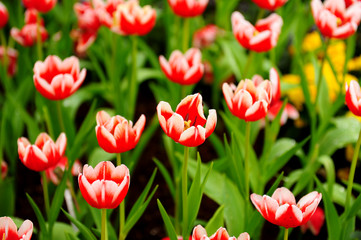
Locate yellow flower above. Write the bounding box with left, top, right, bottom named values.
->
left=348, top=55, right=361, bottom=71
left=302, top=31, right=322, bottom=52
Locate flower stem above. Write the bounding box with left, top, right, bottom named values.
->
left=36, top=13, right=43, bottom=60
left=243, top=51, right=254, bottom=79
left=117, top=153, right=125, bottom=240
left=182, top=146, right=189, bottom=240
left=345, top=128, right=361, bottom=210
left=182, top=18, right=190, bottom=53
left=244, top=121, right=251, bottom=203
left=43, top=106, right=55, bottom=139
left=56, top=100, right=66, bottom=133
left=284, top=228, right=289, bottom=240
left=41, top=171, right=50, bottom=219
left=128, top=36, right=138, bottom=120
left=111, top=33, right=122, bottom=114
left=314, top=38, right=330, bottom=108
left=101, top=208, right=108, bottom=240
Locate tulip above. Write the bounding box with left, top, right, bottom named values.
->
left=192, top=225, right=250, bottom=240
left=251, top=187, right=322, bottom=229
left=157, top=93, right=217, bottom=147
left=0, top=217, right=33, bottom=240
left=168, top=0, right=209, bottom=18
left=0, top=2, right=8, bottom=28
left=192, top=24, right=223, bottom=49
left=346, top=0, right=361, bottom=7
left=251, top=0, right=288, bottom=11
left=112, top=0, right=156, bottom=36
left=311, top=0, right=361, bottom=39
left=162, top=237, right=191, bottom=240
left=0, top=46, right=18, bottom=77
left=1, top=161, right=7, bottom=179
left=232, top=12, right=283, bottom=52
left=95, top=110, right=146, bottom=153
left=93, top=0, right=124, bottom=28
left=74, top=1, right=101, bottom=33
left=33, top=55, right=86, bottom=100
left=10, top=9, right=48, bottom=47
left=346, top=80, right=361, bottom=116
left=78, top=161, right=130, bottom=209
left=222, top=77, right=272, bottom=122
left=22, top=0, right=57, bottom=13
left=45, top=156, right=82, bottom=185
left=301, top=207, right=325, bottom=236
left=17, top=133, right=67, bottom=172
left=70, top=30, right=97, bottom=55
left=159, top=48, right=204, bottom=85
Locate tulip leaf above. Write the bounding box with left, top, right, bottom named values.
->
left=318, top=155, right=335, bottom=197
left=219, top=39, right=243, bottom=80
left=62, top=209, right=97, bottom=240
left=52, top=222, right=78, bottom=240
left=153, top=158, right=175, bottom=198
left=26, top=193, right=49, bottom=239
left=315, top=177, right=341, bottom=240
left=0, top=178, right=15, bottom=216
left=157, top=199, right=178, bottom=240
left=205, top=205, right=224, bottom=235
left=65, top=233, right=79, bottom=240
left=344, top=192, right=361, bottom=221
left=48, top=171, right=68, bottom=231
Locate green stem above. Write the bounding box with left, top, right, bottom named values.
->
left=101, top=208, right=108, bottom=240
left=174, top=175, right=181, bottom=234
left=244, top=122, right=251, bottom=201
left=0, top=29, right=12, bottom=92
left=314, top=38, right=330, bottom=108
left=182, top=18, right=190, bottom=53
left=181, top=85, right=187, bottom=99
left=41, top=171, right=50, bottom=219
left=117, top=153, right=125, bottom=240
left=284, top=228, right=289, bottom=240
left=255, top=8, right=265, bottom=21
left=111, top=33, right=121, bottom=114
left=345, top=128, right=361, bottom=210
left=43, top=106, right=55, bottom=138
left=56, top=101, right=66, bottom=133
left=182, top=146, right=189, bottom=240
left=243, top=51, right=254, bottom=79
left=36, top=13, right=43, bottom=60
left=128, top=36, right=138, bottom=120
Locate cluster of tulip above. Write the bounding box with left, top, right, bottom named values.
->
left=0, top=0, right=361, bottom=239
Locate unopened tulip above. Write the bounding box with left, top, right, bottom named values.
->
left=0, top=217, right=33, bottom=240
left=0, top=46, right=18, bottom=77
left=1, top=161, right=7, bottom=179
left=10, top=9, right=48, bottom=47
left=168, top=0, right=209, bottom=17
left=192, top=225, right=250, bottom=240
left=45, top=156, right=82, bottom=185
left=78, top=161, right=130, bottom=209
left=251, top=187, right=322, bottom=229
left=157, top=93, right=217, bottom=147
left=93, top=0, right=124, bottom=28
left=96, top=111, right=146, bottom=153
left=301, top=207, right=325, bottom=236
left=18, top=133, right=67, bottom=172
left=232, top=12, right=283, bottom=52
left=22, top=0, right=57, bottom=13
left=33, top=55, right=86, bottom=100
left=222, top=77, right=272, bottom=122
left=159, top=48, right=204, bottom=85
left=311, top=0, right=361, bottom=39
left=112, top=0, right=156, bottom=35
left=0, top=2, right=8, bottom=28
left=346, top=80, right=361, bottom=116
left=251, top=0, right=288, bottom=11
left=74, top=1, right=101, bottom=32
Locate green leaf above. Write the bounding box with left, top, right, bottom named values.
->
left=62, top=209, right=97, bottom=240
left=344, top=192, right=361, bottom=220
left=318, top=155, right=335, bottom=197
left=0, top=178, right=15, bottom=216
left=157, top=200, right=178, bottom=240
left=315, top=177, right=341, bottom=240
left=153, top=158, right=175, bottom=198
left=88, top=148, right=114, bottom=167
left=48, top=171, right=68, bottom=231
left=65, top=233, right=79, bottom=240
left=26, top=193, right=48, bottom=239
left=205, top=205, right=224, bottom=235
left=52, top=222, right=78, bottom=240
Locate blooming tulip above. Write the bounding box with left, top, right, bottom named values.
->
left=251, top=187, right=322, bottom=229
left=232, top=12, right=283, bottom=52
left=45, top=156, right=82, bottom=185
left=0, top=2, right=8, bottom=28
left=22, top=0, right=57, bottom=13
left=222, top=77, right=272, bottom=122
left=301, top=207, right=325, bottom=236
left=0, top=217, right=33, bottom=240
left=159, top=48, right=204, bottom=85
left=192, top=225, right=250, bottom=240
left=10, top=9, right=48, bottom=47
left=157, top=93, right=217, bottom=147
left=251, top=0, right=288, bottom=11
left=311, top=0, right=361, bottom=39
left=346, top=80, right=361, bottom=116
left=168, top=0, right=209, bottom=18
left=74, top=2, right=101, bottom=32
left=193, top=24, right=222, bottom=49
left=33, top=55, right=86, bottom=100
left=70, top=30, right=97, bottom=55
left=17, top=133, right=67, bottom=172
left=93, top=0, right=124, bottom=28
left=78, top=161, right=130, bottom=209
left=0, top=46, right=18, bottom=77
left=112, top=0, right=156, bottom=36
left=1, top=161, right=7, bottom=179
left=346, top=0, right=361, bottom=7
left=95, top=111, right=146, bottom=153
